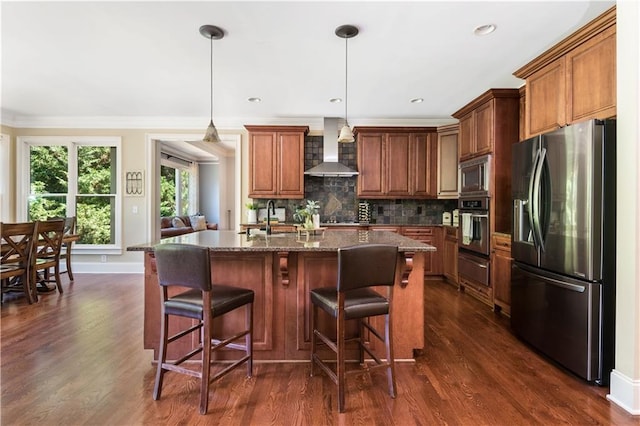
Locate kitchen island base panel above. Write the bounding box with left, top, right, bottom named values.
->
left=143, top=250, right=425, bottom=361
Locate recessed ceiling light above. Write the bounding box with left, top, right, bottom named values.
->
left=329, top=98, right=343, bottom=103
left=474, top=24, right=496, bottom=36
left=410, top=98, right=424, bottom=104
left=247, top=97, right=262, bottom=103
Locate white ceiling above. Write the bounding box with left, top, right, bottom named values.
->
left=2, top=1, right=614, bottom=133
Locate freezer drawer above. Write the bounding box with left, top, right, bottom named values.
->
left=511, top=263, right=603, bottom=383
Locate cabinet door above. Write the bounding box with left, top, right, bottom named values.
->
left=402, top=227, right=441, bottom=276
left=249, top=131, right=278, bottom=196
left=437, top=127, right=458, bottom=199
left=414, top=133, right=437, bottom=198
left=458, top=112, right=475, bottom=160
left=443, top=230, right=458, bottom=285
left=276, top=132, right=305, bottom=198
left=526, top=57, right=566, bottom=137
left=357, top=133, right=385, bottom=197
left=491, top=234, right=512, bottom=315
left=474, top=100, right=494, bottom=155
left=386, top=133, right=412, bottom=196
left=566, top=25, right=616, bottom=123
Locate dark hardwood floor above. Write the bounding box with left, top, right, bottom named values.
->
left=1, top=274, right=638, bottom=425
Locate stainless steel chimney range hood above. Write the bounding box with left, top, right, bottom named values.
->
left=304, top=118, right=359, bottom=177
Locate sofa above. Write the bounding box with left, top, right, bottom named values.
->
left=160, top=215, right=218, bottom=238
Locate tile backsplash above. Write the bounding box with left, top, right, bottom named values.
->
left=251, top=135, right=458, bottom=225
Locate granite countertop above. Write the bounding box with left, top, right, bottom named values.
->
left=127, top=229, right=436, bottom=252
left=242, top=222, right=447, bottom=227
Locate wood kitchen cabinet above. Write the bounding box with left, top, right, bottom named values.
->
left=457, top=113, right=474, bottom=160
left=437, top=124, right=459, bottom=199
left=524, top=57, right=566, bottom=137
left=413, top=132, right=438, bottom=198
left=443, top=226, right=458, bottom=287
left=518, top=86, right=527, bottom=142
left=453, top=88, right=519, bottom=235
left=355, top=132, right=385, bottom=196
left=246, top=125, right=309, bottom=199
left=491, top=233, right=512, bottom=316
left=453, top=89, right=520, bottom=162
left=354, top=127, right=437, bottom=199
left=565, top=24, right=616, bottom=123
left=514, top=6, right=616, bottom=138
left=402, top=226, right=442, bottom=276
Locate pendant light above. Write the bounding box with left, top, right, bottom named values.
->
left=335, top=25, right=358, bottom=143
left=199, top=25, right=224, bottom=143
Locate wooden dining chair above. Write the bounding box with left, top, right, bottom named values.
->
left=1, top=222, right=38, bottom=304
left=48, top=216, right=77, bottom=280
left=152, top=243, right=255, bottom=415
left=310, top=244, right=398, bottom=412
left=32, top=219, right=66, bottom=296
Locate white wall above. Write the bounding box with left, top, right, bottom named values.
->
left=198, top=162, right=219, bottom=225
left=0, top=133, right=12, bottom=222
left=608, top=0, right=640, bottom=415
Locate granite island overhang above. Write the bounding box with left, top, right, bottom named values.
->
left=128, top=230, right=436, bottom=361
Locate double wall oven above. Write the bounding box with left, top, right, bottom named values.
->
left=458, top=155, right=491, bottom=289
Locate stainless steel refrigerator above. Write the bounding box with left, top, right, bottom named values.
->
left=511, top=119, right=616, bottom=385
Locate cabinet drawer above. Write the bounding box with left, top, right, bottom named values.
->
left=402, top=227, right=434, bottom=237
left=492, top=233, right=511, bottom=251
left=370, top=226, right=401, bottom=233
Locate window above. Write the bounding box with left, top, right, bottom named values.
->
left=18, top=136, right=122, bottom=253
left=160, top=153, right=197, bottom=217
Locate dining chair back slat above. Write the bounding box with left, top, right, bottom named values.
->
left=1, top=222, right=38, bottom=304
left=47, top=216, right=78, bottom=280
left=32, top=219, right=66, bottom=296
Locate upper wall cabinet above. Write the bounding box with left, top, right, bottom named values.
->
left=354, top=127, right=437, bottom=199
left=246, top=125, right=309, bottom=199
left=452, top=89, right=520, bottom=233
left=565, top=25, right=616, bottom=123
left=436, top=124, right=459, bottom=199
left=452, top=89, right=520, bottom=163
left=514, top=6, right=616, bottom=138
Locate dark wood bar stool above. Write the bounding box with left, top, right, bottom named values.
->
left=1, top=222, right=38, bottom=303
left=310, top=244, right=398, bottom=412
left=152, top=243, right=254, bottom=415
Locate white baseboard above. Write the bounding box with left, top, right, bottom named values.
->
left=71, top=262, right=144, bottom=274
left=607, top=369, right=640, bottom=415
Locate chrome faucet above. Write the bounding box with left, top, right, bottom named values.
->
left=266, top=200, right=276, bottom=235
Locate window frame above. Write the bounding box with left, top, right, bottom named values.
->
left=17, top=136, right=123, bottom=255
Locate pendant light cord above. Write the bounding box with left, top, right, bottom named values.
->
left=344, top=36, right=348, bottom=124
left=210, top=35, right=213, bottom=122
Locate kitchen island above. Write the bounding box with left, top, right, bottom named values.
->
left=128, top=230, right=435, bottom=361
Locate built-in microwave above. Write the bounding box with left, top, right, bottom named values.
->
left=459, top=154, right=491, bottom=196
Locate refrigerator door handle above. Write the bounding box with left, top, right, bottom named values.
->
left=540, top=274, right=585, bottom=293
left=515, top=263, right=586, bottom=293
left=532, top=147, right=547, bottom=252
left=527, top=149, right=541, bottom=248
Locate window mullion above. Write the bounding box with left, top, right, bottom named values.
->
left=68, top=142, right=78, bottom=216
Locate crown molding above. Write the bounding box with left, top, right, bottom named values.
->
left=0, top=113, right=458, bottom=132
